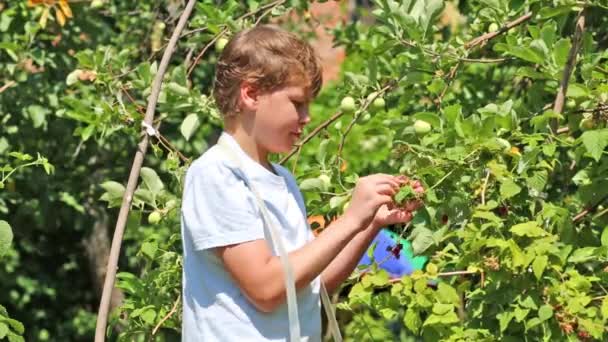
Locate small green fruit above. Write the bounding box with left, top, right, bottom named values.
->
left=165, top=200, right=177, bottom=210
left=579, top=117, right=595, bottom=131
left=566, top=99, right=576, bottom=109
left=426, top=263, right=438, bottom=276
left=91, top=0, right=104, bottom=8
left=413, top=120, right=432, bottom=135
left=340, top=96, right=356, bottom=113
left=372, top=97, right=385, bottom=111
left=359, top=113, right=372, bottom=123
left=215, top=37, right=229, bottom=53
left=488, top=23, right=499, bottom=32
left=148, top=211, right=162, bottom=225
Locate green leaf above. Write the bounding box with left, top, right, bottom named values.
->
left=500, top=179, right=522, bottom=199
left=602, top=227, right=608, bottom=247
left=299, top=178, right=325, bottom=192
left=601, top=297, right=608, bottom=321
left=497, top=311, right=514, bottom=332
left=510, top=222, right=546, bottom=237
left=538, top=304, right=553, bottom=321
left=329, top=195, right=349, bottom=210
left=0, top=220, right=13, bottom=257
left=0, top=322, right=8, bottom=339
left=409, top=227, right=434, bottom=254
left=59, top=192, right=85, bottom=214
left=553, top=38, right=571, bottom=66
left=508, top=46, right=545, bottom=64
left=580, top=129, right=608, bottom=162
left=140, top=167, right=164, bottom=194
left=432, top=303, right=454, bottom=315
left=568, top=247, right=597, bottom=263
left=26, top=105, right=50, bottom=129
left=180, top=113, right=200, bottom=141
left=437, top=283, right=460, bottom=304
left=403, top=308, right=421, bottom=333
left=532, top=255, right=548, bottom=280
left=141, top=241, right=157, bottom=259
left=100, top=181, right=125, bottom=207
left=140, top=308, right=156, bottom=324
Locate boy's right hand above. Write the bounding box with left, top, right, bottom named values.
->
left=343, top=174, right=405, bottom=230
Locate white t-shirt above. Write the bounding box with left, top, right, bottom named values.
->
left=180, top=132, right=321, bottom=341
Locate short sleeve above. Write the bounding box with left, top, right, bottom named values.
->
left=181, top=162, right=265, bottom=251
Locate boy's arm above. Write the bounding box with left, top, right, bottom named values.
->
left=319, top=221, right=381, bottom=294
left=215, top=214, right=364, bottom=313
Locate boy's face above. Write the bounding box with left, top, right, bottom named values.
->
left=241, top=83, right=312, bottom=154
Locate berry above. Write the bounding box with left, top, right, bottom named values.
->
left=488, top=23, right=499, bottom=32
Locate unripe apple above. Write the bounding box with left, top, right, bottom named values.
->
left=91, top=0, right=104, bottom=8
left=566, top=99, right=576, bottom=109
left=148, top=211, right=162, bottom=225
left=340, top=96, right=356, bottom=113
left=215, top=37, right=229, bottom=53
left=413, top=120, right=432, bottom=135
left=579, top=117, right=595, bottom=131
left=372, top=97, right=385, bottom=110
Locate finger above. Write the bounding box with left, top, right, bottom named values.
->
left=387, top=209, right=412, bottom=224
left=375, top=195, right=395, bottom=207
left=376, top=178, right=401, bottom=190
left=411, top=180, right=422, bottom=188
left=414, top=185, right=425, bottom=194
left=404, top=199, right=422, bottom=212
left=377, top=184, right=397, bottom=197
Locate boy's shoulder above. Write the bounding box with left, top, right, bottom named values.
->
left=186, top=144, right=236, bottom=181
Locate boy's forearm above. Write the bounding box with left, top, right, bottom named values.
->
left=261, top=215, right=363, bottom=310
left=320, top=221, right=381, bottom=294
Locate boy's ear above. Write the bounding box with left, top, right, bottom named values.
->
left=239, top=82, right=259, bottom=112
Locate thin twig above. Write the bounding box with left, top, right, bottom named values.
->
left=186, top=27, right=228, bottom=78
left=337, top=82, right=396, bottom=162
left=573, top=195, right=608, bottom=223
left=152, top=294, right=181, bottom=335
left=94, top=1, right=197, bottom=341
left=0, top=81, right=16, bottom=93
left=279, top=110, right=344, bottom=164
left=186, top=0, right=286, bottom=78
left=481, top=169, right=491, bottom=205
left=550, top=11, right=586, bottom=132
left=437, top=12, right=533, bottom=105
left=465, top=13, right=533, bottom=49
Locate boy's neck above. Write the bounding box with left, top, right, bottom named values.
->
left=224, top=128, right=275, bottom=173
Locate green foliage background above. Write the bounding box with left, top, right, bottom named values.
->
left=1, top=0, right=608, bottom=341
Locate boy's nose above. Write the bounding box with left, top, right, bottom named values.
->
left=299, top=109, right=311, bottom=125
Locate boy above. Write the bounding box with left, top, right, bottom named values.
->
left=180, top=24, right=421, bottom=341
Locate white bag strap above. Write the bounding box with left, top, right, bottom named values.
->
left=217, top=136, right=342, bottom=342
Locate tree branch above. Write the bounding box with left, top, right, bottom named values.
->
left=550, top=11, right=586, bottom=132
left=94, top=1, right=197, bottom=341
left=465, top=12, right=533, bottom=49
left=337, top=82, right=396, bottom=161
left=279, top=110, right=344, bottom=164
